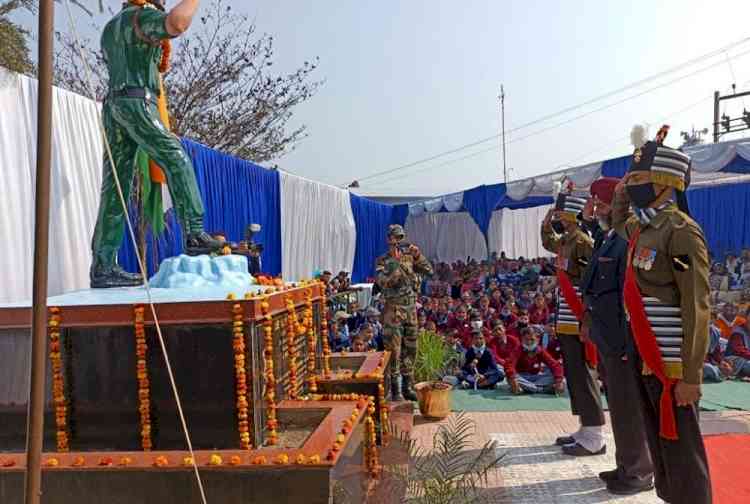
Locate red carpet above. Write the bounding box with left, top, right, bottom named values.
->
left=705, top=434, right=750, bottom=504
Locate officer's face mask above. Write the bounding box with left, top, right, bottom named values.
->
left=471, top=320, right=483, bottom=331
left=550, top=220, right=566, bottom=234
left=522, top=341, right=538, bottom=352
left=626, top=183, right=657, bottom=209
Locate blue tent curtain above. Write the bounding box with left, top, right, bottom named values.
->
left=688, top=182, right=750, bottom=259
left=392, top=204, right=409, bottom=227
left=118, top=139, right=282, bottom=277
left=462, top=184, right=507, bottom=237
left=601, top=154, right=631, bottom=178
left=350, top=194, right=395, bottom=283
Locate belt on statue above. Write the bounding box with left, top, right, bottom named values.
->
left=109, top=87, right=159, bottom=106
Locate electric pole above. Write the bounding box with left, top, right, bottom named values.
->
left=713, top=85, right=750, bottom=142
left=499, top=85, right=507, bottom=183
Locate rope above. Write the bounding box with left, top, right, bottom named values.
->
left=61, top=2, right=208, bottom=502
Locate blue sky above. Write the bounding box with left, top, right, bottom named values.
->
left=14, top=0, right=750, bottom=196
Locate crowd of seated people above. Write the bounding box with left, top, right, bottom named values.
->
left=319, top=249, right=750, bottom=390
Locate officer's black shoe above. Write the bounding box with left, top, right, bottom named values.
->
left=391, top=379, right=404, bottom=402
left=185, top=231, right=225, bottom=256
left=561, top=442, right=606, bottom=457
left=402, top=376, right=418, bottom=402
left=598, top=468, right=620, bottom=482
left=555, top=435, right=576, bottom=446
left=606, top=477, right=654, bottom=495
left=90, top=264, right=144, bottom=289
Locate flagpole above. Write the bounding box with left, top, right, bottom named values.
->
left=25, top=1, right=55, bottom=502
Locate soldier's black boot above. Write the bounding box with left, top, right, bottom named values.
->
left=90, top=263, right=144, bottom=289
left=185, top=231, right=225, bottom=256
left=402, top=375, right=418, bottom=402
left=391, top=376, right=404, bottom=401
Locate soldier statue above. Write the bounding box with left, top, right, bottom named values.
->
left=90, top=0, right=223, bottom=288
left=375, top=225, right=433, bottom=401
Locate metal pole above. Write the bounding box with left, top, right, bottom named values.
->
left=25, top=1, right=55, bottom=503
left=713, top=90, right=720, bottom=143
left=500, top=85, right=507, bottom=183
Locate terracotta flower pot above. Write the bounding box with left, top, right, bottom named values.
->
left=414, top=381, right=452, bottom=420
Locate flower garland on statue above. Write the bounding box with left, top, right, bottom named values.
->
left=48, top=307, right=69, bottom=452
left=260, top=297, right=278, bottom=445
left=232, top=303, right=252, bottom=450
left=128, top=0, right=172, bottom=73
left=318, top=282, right=332, bottom=377
left=134, top=306, right=152, bottom=451
left=304, top=289, right=318, bottom=392
left=284, top=295, right=300, bottom=400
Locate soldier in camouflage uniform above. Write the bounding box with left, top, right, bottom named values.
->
left=376, top=225, right=433, bottom=401
left=91, top=0, right=223, bottom=288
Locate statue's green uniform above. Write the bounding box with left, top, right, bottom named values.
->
left=91, top=6, right=205, bottom=274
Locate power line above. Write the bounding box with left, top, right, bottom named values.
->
left=363, top=48, right=750, bottom=188
left=348, top=36, right=750, bottom=186
left=367, top=92, right=715, bottom=192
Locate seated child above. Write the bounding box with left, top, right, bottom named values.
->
left=359, top=323, right=383, bottom=351
left=543, top=321, right=563, bottom=364
left=487, top=319, right=520, bottom=379
left=703, top=324, right=732, bottom=382
left=350, top=333, right=367, bottom=353
left=511, top=326, right=564, bottom=394
left=459, top=330, right=503, bottom=389
left=332, top=311, right=351, bottom=352
left=726, top=318, right=750, bottom=379
left=442, top=330, right=466, bottom=386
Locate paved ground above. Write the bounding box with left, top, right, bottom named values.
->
left=409, top=410, right=750, bottom=503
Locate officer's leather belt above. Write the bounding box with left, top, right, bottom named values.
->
left=109, top=87, right=159, bottom=106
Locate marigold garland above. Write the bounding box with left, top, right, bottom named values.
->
left=364, top=397, right=381, bottom=478
left=304, top=289, right=318, bottom=392
left=48, top=307, right=69, bottom=452
left=284, top=295, right=300, bottom=399
left=260, top=297, right=278, bottom=445
left=232, top=303, right=252, bottom=450
left=378, top=378, right=389, bottom=439
left=319, top=284, right=332, bottom=377
left=134, top=306, right=152, bottom=451
left=128, top=0, right=172, bottom=73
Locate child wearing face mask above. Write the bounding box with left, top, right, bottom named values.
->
left=459, top=330, right=503, bottom=389
left=497, top=303, right=518, bottom=333
left=513, top=326, right=565, bottom=395
left=507, top=309, right=530, bottom=339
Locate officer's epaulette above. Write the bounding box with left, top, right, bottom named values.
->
left=666, top=209, right=690, bottom=230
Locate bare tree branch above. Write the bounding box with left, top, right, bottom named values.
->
left=53, top=0, right=322, bottom=163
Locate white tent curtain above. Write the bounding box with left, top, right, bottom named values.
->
left=0, top=68, right=102, bottom=304
left=279, top=171, right=356, bottom=281
left=488, top=205, right=555, bottom=259
left=405, top=212, right=487, bottom=263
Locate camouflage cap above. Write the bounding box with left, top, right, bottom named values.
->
left=387, top=224, right=406, bottom=239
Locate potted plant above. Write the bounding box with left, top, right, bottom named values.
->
left=413, top=331, right=453, bottom=419
left=372, top=412, right=506, bottom=503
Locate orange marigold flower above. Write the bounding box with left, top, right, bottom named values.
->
left=153, top=455, right=169, bottom=467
